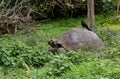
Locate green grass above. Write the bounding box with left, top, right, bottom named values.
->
left=0, top=16, right=120, bottom=79
left=106, top=24, right=120, bottom=31
left=63, top=59, right=120, bottom=79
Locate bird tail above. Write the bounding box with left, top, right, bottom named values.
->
left=87, top=27, right=92, bottom=31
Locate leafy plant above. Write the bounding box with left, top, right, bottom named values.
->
left=0, top=16, right=120, bottom=79
left=45, top=54, right=71, bottom=76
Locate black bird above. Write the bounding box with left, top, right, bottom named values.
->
left=81, top=20, right=92, bottom=31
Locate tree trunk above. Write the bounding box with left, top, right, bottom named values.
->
left=87, top=0, right=95, bottom=28
left=117, top=0, right=120, bottom=15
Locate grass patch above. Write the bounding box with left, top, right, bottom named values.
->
left=0, top=16, right=120, bottom=78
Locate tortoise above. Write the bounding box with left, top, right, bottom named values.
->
left=48, top=28, right=104, bottom=53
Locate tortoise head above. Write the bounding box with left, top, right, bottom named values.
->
left=48, top=40, right=64, bottom=48
left=48, top=40, right=66, bottom=54
left=48, top=40, right=57, bottom=48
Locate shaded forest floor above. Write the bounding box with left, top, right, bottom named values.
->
left=0, top=15, right=120, bottom=79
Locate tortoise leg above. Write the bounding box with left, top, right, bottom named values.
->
left=57, top=47, right=66, bottom=54
left=48, top=48, right=57, bottom=54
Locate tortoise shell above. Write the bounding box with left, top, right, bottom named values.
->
left=56, top=28, right=104, bottom=50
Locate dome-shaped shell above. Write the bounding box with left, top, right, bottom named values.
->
left=57, top=28, right=104, bottom=50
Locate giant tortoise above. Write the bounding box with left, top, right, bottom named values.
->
left=48, top=28, right=104, bottom=53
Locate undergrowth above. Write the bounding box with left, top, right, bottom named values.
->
left=0, top=16, right=120, bottom=79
